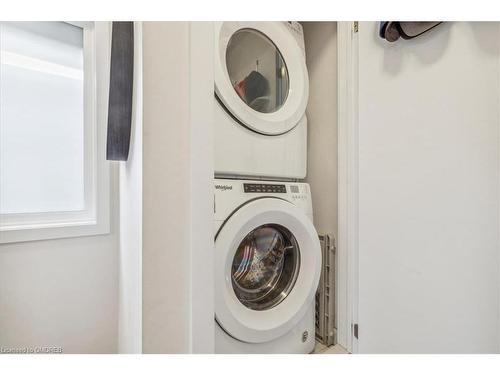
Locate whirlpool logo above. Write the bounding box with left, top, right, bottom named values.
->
left=215, top=184, right=233, bottom=191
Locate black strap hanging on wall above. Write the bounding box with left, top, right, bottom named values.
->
left=106, top=22, right=134, bottom=161
left=379, top=22, right=443, bottom=42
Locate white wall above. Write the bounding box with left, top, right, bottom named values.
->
left=0, top=169, right=119, bottom=354
left=302, top=21, right=343, bottom=346
left=0, top=21, right=119, bottom=353
left=356, top=22, right=500, bottom=353
left=142, top=22, right=214, bottom=353
left=118, top=21, right=143, bottom=354
left=303, top=22, right=338, bottom=239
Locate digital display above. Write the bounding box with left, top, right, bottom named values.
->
left=244, top=183, right=287, bottom=194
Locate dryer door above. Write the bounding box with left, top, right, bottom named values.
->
left=215, top=198, right=321, bottom=343
left=215, top=22, right=309, bottom=135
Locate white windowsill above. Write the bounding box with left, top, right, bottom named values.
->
left=0, top=220, right=110, bottom=244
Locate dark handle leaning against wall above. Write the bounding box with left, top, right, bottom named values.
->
left=106, top=22, right=134, bottom=161
left=379, top=22, right=443, bottom=42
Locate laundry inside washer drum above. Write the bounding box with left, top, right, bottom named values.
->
left=231, top=224, right=301, bottom=311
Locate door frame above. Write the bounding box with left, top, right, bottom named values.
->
left=140, top=20, right=361, bottom=353
left=141, top=21, right=215, bottom=354
left=337, top=21, right=360, bottom=354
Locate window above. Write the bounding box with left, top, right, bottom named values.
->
left=0, top=22, right=111, bottom=243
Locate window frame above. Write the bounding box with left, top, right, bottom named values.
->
left=0, top=21, right=111, bottom=243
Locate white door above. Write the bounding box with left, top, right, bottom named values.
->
left=352, top=22, right=500, bottom=353
left=214, top=22, right=309, bottom=135
left=215, top=198, right=321, bottom=343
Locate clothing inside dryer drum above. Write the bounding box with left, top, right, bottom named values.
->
left=226, top=28, right=289, bottom=114
left=231, top=224, right=300, bottom=311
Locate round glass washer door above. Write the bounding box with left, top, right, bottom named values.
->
left=231, top=224, right=300, bottom=311
left=215, top=22, right=309, bottom=136
left=215, top=197, right=321, bottom=344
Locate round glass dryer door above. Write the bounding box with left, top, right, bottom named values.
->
left=215, top=22, right=309, bottom=135
left=225, top=29, right=289, bottom=114
left=231, top=224, right=300, bottom=311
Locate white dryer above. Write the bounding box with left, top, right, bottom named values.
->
left=214, top=178, right=321, bottom=353
left=214, top=22, right=309, bottom=180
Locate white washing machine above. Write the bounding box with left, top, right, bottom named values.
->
left=214, top=22, right=309, bottom=180
left=214, top=178, right=321, bottom=353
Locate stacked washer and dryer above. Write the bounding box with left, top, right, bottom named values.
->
left=213, top=22, right=322, bottom=354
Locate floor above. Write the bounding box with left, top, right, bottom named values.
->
left=314, top=342, right=349, bottom=354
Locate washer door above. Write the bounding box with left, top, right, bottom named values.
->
left=215, top=22, right=309, bottom=135
left=215, top=198, right=321, bottom=343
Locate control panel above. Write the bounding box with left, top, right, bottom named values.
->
left=244, top=183, right=287, bottom=194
